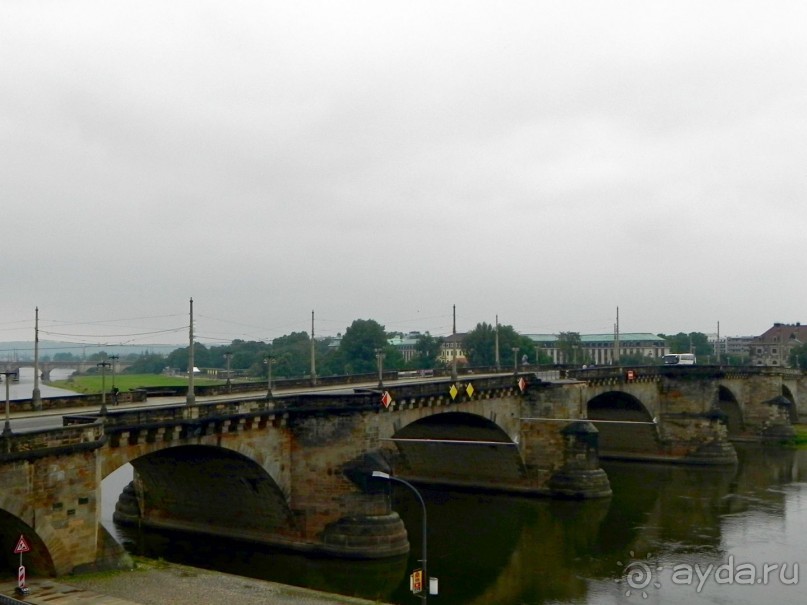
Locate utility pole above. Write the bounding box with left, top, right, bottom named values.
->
left=310, top=310, right=317, bottom=386
left=716, top=321, right=721, bottom=364
left=451, top=305, right=458, bottom=382
left=186, top=298, right=195, bottom=406
left=494, top=315, right=501, bottom=372
left=32, top=307, right=41, bottom=410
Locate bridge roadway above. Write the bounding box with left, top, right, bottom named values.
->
left=3, top=379, right=385, bottom=431
left=0, top=366, right=802, bottom=578
left=4, top=370, right=557, bottom=432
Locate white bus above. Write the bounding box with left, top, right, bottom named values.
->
left=662, top=353, right=696, bottom=365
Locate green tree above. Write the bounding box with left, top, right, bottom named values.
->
left=126, top=352, right=169, bottom=374
left=339, top=319, right=387, bottom=374
left=382, top=344, right=405, bottom=372
left=659, top=332, right=712, bottom=360
left=271, top=332, right=311, bottom=378
left=463, top=322, right=497, bottom=366
left=166, top=343, right=210, bottom=372
left=463, top=322, right=535, bottom=367
left=412, top=333, right=443, bottom=369
left=788, top=342, right=807, bottom=369
left=556, top=332, right=583, bottom=365
left=317, top=338, right=344, bottom=377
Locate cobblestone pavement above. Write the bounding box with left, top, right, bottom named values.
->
left=1, top=561, right=390, bottom=605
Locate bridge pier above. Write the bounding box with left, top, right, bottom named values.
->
left=547, top=421, right=612, bottom=498
left=756, top=396, right=797, bottom=441
left=656, top=411, right=738, bottom=464
left=0, top=423, right=131, bottom=576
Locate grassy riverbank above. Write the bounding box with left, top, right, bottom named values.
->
left=48, top=373, right=223, bottom=394
left=794, top=423, right=807, bottom=447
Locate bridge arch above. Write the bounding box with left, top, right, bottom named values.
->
left=782, top=385, right=799, bottom=423
left=716, top=386, right=744, bottom=437
left=0, top=511, right=57, bottom=577
left=113, top=445, right=297, bottom=544
left=586, top=391, right=659, bottom=458
left=390, top=411, right=525, bottom=490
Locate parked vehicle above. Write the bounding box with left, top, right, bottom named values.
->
left=663, top=353, right=697, bottom=365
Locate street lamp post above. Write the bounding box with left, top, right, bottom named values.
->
left=97, top=361, right=111, bottom=415
left=224, top=351, right=233, bottom=393
left=2, top=371, right=17, bottom=437
left=109, top=355, right=119, bottom=390
left=375, top=348, right=385, bottom=389
left=512, top=347, right=519, bottom=376
left=109, top=355, right=119, bottom=404
left=264, top=355, right=274, bottom=398
left=372, top=471, right=429, bottom=603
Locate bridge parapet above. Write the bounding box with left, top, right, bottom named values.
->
left=1, top=422, right=104, bottom=460
left=570, top=365, right=803, bottom=382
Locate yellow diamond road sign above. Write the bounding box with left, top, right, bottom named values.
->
left=449, top=384, right=458, bottom=400
left=465, top=383, right=474, bottom=397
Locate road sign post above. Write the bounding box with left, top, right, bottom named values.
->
left=13, top=534, right=30, bottom=594
left=14, top=534, right=30, bottom=555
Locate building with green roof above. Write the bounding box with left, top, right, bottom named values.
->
left=525, top=333, right=668, bottom=365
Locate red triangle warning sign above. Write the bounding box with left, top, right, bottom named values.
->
left=13, top=535, right=30, bottom=554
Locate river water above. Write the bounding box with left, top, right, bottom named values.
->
left=3, top=367, right=80, bottom=400
left=100, top=443, right=807, bottom=605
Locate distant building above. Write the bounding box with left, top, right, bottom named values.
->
left=387, top=333, right=420, bottom=363
left=749, top=323, right=807, bottom=367
left=526, top=333, right=668, bottom=365
left=725, top=336, right=755, bottom=359
left=438, top=333, right=467, bottom=365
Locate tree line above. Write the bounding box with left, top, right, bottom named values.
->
left=43, top=322, right=750, bottom=379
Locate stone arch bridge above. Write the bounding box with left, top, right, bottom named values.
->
left=0, top=367, right=800, bottom=577
left=0, top=360, right=134, bottom=381
left=565, top=365, right=801, bottom=461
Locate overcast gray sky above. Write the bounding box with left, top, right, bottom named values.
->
left=2, top=1, right=806, bottom=347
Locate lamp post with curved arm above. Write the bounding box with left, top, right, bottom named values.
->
left=372, top=471, right=429, bottom=603
left=264, top=355, right=274, bottom=398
